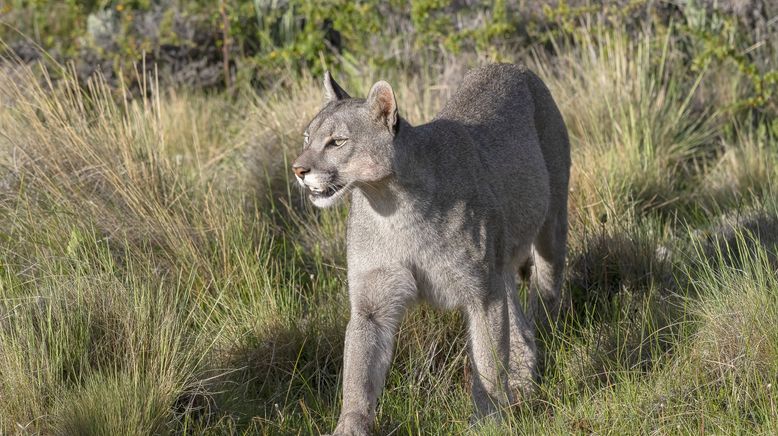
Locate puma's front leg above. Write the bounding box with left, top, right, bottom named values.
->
left=333, top=267, right=416, bottom=436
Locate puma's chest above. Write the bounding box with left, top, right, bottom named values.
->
left=347, top=199, right=500, bottom=307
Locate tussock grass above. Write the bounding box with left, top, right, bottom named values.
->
left=2, top=23, right=778, bottom=434
left=703, top=124, right=778, bottom=210
left=534, top=27, right=719, bottom=223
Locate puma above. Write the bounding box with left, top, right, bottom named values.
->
left=292, top=64, right=570, bottom=435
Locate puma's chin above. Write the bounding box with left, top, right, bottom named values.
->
left=308, top=182, right=351, bottom=208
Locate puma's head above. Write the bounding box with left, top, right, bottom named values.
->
left=292, top=71, right=399, bottom=208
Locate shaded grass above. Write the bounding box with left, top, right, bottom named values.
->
left=1, top=23, right=778, bottom=435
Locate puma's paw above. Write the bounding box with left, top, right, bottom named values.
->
left=328, top=412, right=372, bottom=436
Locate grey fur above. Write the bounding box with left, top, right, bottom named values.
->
left=292, top=64, right=570, bottom=435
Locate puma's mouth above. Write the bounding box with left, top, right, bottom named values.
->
left=308, top=184, right=344, bottom=199
left=306, top=182, right=351, bottom=208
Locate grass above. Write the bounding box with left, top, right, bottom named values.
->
left=1, top=24, right=778, bottom=435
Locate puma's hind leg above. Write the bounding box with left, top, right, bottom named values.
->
left=505, top=272, right=537, bottom=399
left=467, top=292, right=512, bottom=418
left=527, top=208, right=568, bottom=332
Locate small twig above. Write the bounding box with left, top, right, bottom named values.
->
left=220, top=0, right=231, bottom=89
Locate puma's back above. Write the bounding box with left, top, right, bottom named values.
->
left=437, top=64, right=570, bottom=211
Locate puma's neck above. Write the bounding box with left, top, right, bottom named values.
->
left=352, top=118, right=438, bottom=217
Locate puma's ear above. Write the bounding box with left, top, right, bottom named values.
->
left=323, top=71, right=350, bottom=103
left=367, top=80, right=398, bottom=132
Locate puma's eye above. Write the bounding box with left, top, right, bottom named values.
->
left=328, top=138, right=348, bottom=148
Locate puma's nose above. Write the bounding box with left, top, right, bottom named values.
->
left=293, top=164, right=310, bottom=178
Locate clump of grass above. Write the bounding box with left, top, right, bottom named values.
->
left=567, top=218, right=675, bottom=303
left=0, top=231, right=210, bottom=433
left=0, top=60, right=272, bottom=433
left=513, top=224, right=778, bottom=434
left=0, top=64, right=240, bottom=277
left=534, top=26, right=718, bottom=224
left=692, top=206, right=778, bottom=269
left=702, top=124, right=778, bottom=211
left=53, top=372, right=172, bottom=435
left=690, top=231, right=778, bottom=382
